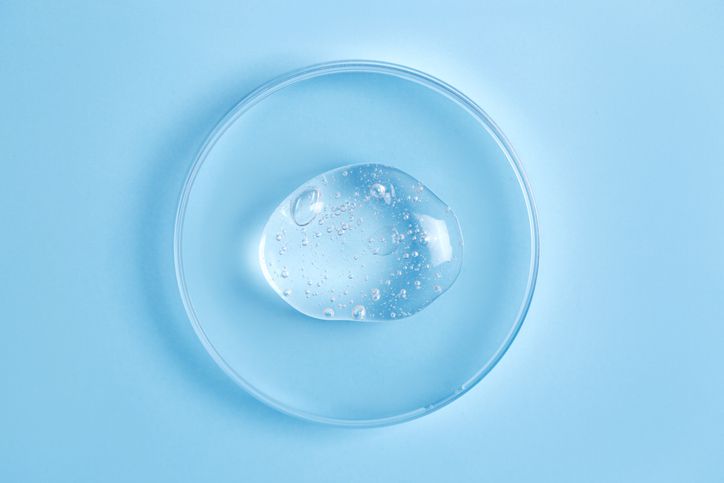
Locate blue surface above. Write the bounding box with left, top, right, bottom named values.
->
left=1, top=1, right=722, bottom=481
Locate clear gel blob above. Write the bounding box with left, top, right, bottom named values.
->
left=259, top=164, right=463, bottom=321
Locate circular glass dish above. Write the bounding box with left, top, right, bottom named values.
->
left=174, top=60, right=539, bottom=426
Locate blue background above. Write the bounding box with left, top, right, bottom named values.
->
left=1, top=1, right=722, bottom=481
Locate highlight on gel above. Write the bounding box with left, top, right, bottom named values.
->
left=259, top=163, right=463, bottom=321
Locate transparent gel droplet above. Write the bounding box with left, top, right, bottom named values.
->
left=259, top=164, right=463, bottom=321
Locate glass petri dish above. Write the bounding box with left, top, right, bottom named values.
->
left=174, top=60, right=539, bottom=426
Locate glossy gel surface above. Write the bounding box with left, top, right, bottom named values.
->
left=259, top=164, right=463, bottom=321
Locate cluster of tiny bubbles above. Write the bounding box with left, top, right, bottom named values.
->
left=258, top=163, right=463, bottom=322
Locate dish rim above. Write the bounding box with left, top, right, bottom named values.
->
left=173, top=59, right=540, bottom=427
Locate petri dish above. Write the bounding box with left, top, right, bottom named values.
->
left=174, top=60, right=539, bottom=426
